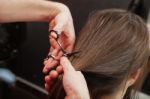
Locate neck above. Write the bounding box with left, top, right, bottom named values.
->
left=101, top=91, right=124, bottom=99
left=101, top=86, right=128, bottom=99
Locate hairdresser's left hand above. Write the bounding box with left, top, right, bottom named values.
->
left=44, top=57, right=90, bottom=99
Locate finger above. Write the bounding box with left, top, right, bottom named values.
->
left=44, top=70, right=58, bottom=90
left=43, top=58, right=53, bottom=73
left=56, top=50, right=63, bottom=60
left=49, top=20, right=62, bottom=40
left=45, top=76, right=53, bottom=90
left=56, top=65, right=63, bottom=74
left=45, top=75, right=51, bottom=83
left=49, top=48, right=60, bottom=59
left=44, top=71, right=58, bottom=90
left=45, top=83, right=50, bottom=91
left=43, top=60, right=59, bottom=74
left=50, top=32, right=57, bottom=39
left=43, top=50, right=63, bottom=74
left=49, top=38, right=61, bottom=50
left=43, top=58, right=53, bottom=74
left=43, top=59, right=48, bottom=65
left=43, top=48, right=60, bottom=73
left=60, top=57, right=75, bottom=74
left=51, top=49, right=63, bottom=60
left=43, top=47, right=54, bottom=65
left=46, top=59, right=59, bottom=70
left=49, top=70, right=59, bottom=79
left=44, top=75, right=53, bottom=91
left=53, top=22, right=63, bottom=35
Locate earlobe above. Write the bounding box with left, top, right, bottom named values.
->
left=127, top=68, right=141, bottom=87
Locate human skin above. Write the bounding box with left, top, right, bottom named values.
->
left=45, top=57, right=90, bottom=99
left=0, top=0, right=75, bottom=79
left=0, top=0, right=75, bottom=62
left=0, top=0, right=68, bottom=22
left=0, top=0, right=79, bottom=98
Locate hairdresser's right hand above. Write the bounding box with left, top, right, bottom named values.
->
left=42, top=3, right=75, bottom=74
left=45, top=57, right=90, bottom=99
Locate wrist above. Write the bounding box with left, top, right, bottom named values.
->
left=46, top=1, right=70, bottom=21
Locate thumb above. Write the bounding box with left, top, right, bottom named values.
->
left=48, top=20, right=63, bottom=38
left=53, top=21, right=64, bottom=35
left=60, top=57, right=75, bottom=74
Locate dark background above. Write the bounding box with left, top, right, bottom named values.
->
left=0, top=0, right=150, bottom=96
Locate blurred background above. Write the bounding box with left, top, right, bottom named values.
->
left=0, top=0, right=150, bottom=99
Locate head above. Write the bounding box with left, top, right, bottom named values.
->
left=50, top=9, right=149, bottom=99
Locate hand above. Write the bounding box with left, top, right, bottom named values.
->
left=44, top=57, right=90, bottom=99
left=49, top=4, right=75, bottom=56
left=61, top=57, right=90, bottom=99
left=43, top=5, right=75, bottom=74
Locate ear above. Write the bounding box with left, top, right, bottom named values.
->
left=126, top=68, right=142, bottom=87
